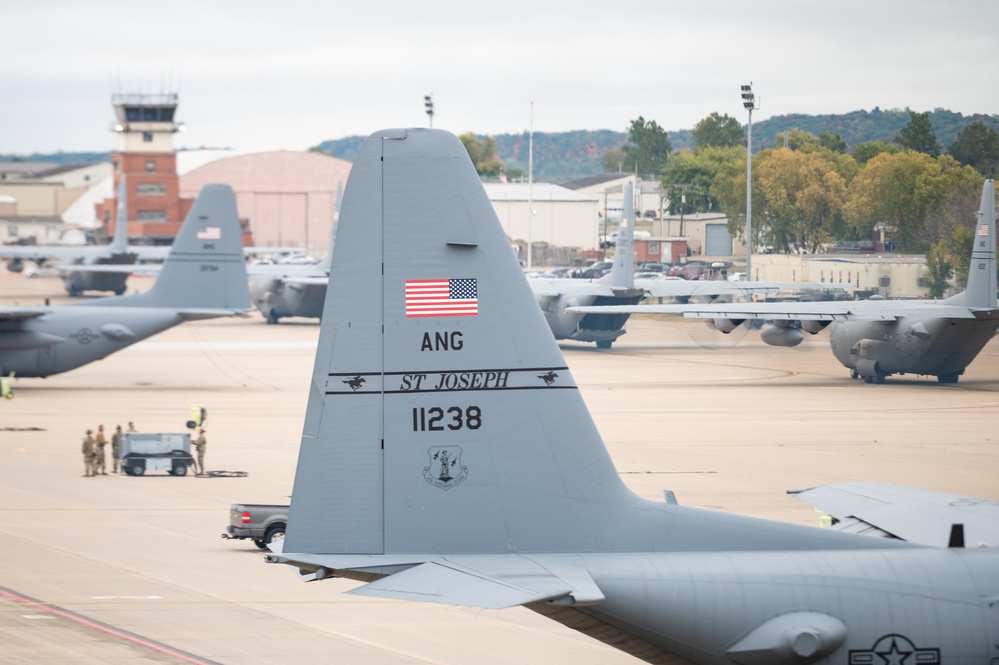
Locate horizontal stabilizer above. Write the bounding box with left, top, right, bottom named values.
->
left=791, top=482, right=999, bottom=547
left=349, top=560, right=570, bottom=608
left=271, top=552, right=605, bottom=609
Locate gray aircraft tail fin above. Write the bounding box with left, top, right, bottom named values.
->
left=283, top=129, right=639, bottom=557
left=319, top=180, right=343, bottom=273
left=601, top=181, right=636, bottom=288
left=110, top=175, right=129, bottom=254
left=114, top=184, right=251, bottom=312
left=951, top=178, right=997, bottom=309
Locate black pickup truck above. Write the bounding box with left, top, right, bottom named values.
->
left=221, top=502, right=288, bottom=549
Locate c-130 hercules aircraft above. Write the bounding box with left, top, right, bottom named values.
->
left=573, top=179, right=999, bottom=384
left=265, top=128, right=998, bottom=664
left=0, top=185, right=251, bottom=387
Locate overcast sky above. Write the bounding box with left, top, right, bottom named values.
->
left=3, top=0, right=997, bottom=155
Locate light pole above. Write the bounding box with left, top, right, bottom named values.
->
left=424, top=94, right=434, bottom=128
left=740, top=83, right=757, bottom=280
left=527, top=101, right=534, bottom=269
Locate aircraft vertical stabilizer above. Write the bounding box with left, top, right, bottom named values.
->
left=110, top=175, right=129, bottom=254
left=283, top=129, right=639, bottom=557
left=953, top=178, right=997, bottom=308
left=602, top=181, right=636, bottom=288
left=100, top=184, right=251, bottom=313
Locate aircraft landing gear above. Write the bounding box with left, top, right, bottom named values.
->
left=596, top=340, right=613, bottom=349
left=850, top=370, right=859, bottom=380
left=266, top=310, right=281, bottom=325
left=937, top=372, right=960, bottom=384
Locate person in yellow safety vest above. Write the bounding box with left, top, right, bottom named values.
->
left=1, top=372, right=13, bottom=399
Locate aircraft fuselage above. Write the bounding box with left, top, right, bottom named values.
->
left=828, top=312, right=999, bottom=382
left=0, top=307, right=181, bottom=377
left=249, top=274, right=327, bottom=324
left=535, top=547, right=999, bottom=664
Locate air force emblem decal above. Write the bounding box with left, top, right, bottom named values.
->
left=423, top=446, right=468, bottom=490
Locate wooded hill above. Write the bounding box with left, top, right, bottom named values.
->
left=314, top=109, right=998, bottom=182
left=6, top=109, right=996, bottom=181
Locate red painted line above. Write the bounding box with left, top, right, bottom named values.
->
left=0, top=585, right=221, bottom=664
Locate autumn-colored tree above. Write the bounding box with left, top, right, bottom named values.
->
left=844, top=151, right=982, bottom=252
left=755, top=148, right=847, bottom=253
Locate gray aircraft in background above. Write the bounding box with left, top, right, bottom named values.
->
left=248, top=183, right=341, bottom=324
left=574, top=179, right=999, bottom=384
left=264, top=128, right=999, bottom=664
left=533, top=181, right=849, bottom=348
left=0, top=184, right=251, bottom=389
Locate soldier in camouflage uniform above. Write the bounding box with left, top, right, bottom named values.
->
left=111, top=425, right=123, bottom=474
left=81, top=429, right=96, bottom=477
left=94, top=424, right=108, bottom=475
left=192, top=429, right=207, bottom=475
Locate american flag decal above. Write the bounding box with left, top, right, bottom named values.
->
left=978, top=223, right=989, bottom=236
left=405, top=278, right=478, bottom=318
left=197, top=226, right=222, bottom=240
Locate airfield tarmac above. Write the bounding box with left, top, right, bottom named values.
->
left=1, top=273, right=997, bottom=664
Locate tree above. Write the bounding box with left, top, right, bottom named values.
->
left=623, top=117, right=672, bottom=177
left=691, top=112, right=743, bottom=150
left=925, top=226, right=974, bottom=297
left=818, top=131, right=848, bottom=154
left=844, top=151, right=982, bottom=253
left=895, top=111, right=940, bottom=157
left=660, top=147, right=743, bottom=215
left=601, top=149, right=626, bottom=173
left=948, top=120, right=999, bottom=176
left=459, top=133, right=505, bottom=177
left=852, top=141, right=900, bottom=166
left=754, top=148, right=848, bottom=253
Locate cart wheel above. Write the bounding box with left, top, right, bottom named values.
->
left=170, top=463, right=188, bottom=477
left=129, top=461, right=145, bottom=476
left=253, top=539, right=267, bottom=549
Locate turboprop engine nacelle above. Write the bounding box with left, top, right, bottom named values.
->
left=801, top=320, right=831, bottom=335
left=707, top=318, right=745, bottom=334
left=761, top=324, right=804, bottom=347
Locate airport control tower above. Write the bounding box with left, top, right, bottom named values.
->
left=96, top=93, right=194, bottom=244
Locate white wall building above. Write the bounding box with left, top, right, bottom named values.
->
left=483, top=183, right=600, bottom=250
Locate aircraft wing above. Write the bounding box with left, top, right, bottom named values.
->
left=176, top=308, right=255, bottom=320
left=268, top=552, right=603, bottom=609
left=53, top=263, right=162, bottom=275
left=283, top=276, right=330, bottom=287
left=528, top=278, right=622, bottom=298
left=638, top=280, right=852, bottom=299
left=569, top=299, right=985, bottom=321
left=790, top=482, right=999, bottom=548
left=0, top=307, right=48, bottom=322
left=0, top=245, right=110, bottom=263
